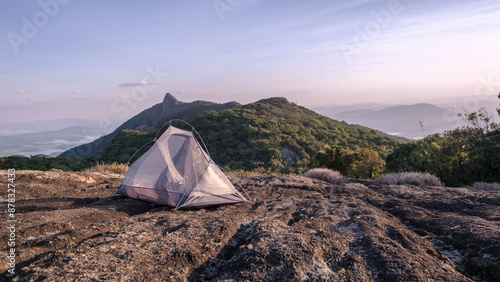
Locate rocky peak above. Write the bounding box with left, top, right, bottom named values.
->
left=162, top=93, right=181, bottom=110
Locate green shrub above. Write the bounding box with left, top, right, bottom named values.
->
left=313, top=147, right=385, bottom=179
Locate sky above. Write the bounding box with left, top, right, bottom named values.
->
left=1, top=0, right=499, bottom=123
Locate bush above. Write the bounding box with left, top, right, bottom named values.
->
left=305, top=168, right=343, bottom=182
left=469, top=182, right=500, bottom=191
left=347, top=148, right=385, bottom=179
left=313, top=147, right=385, bottom=179
left=376, top=172, right=443, bottom=187
left=49, top=168, right=63, bottom=172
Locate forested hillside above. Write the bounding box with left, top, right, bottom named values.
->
left=94, top=96, right=406, bottom=174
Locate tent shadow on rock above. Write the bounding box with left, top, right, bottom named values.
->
left=117, top=120, right=249, bottom=210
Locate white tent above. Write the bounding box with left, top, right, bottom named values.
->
left=117, top=123, right=248, bottom=209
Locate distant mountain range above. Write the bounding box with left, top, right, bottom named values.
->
left=316, top=94, right=500, bottom=139
left=317, top=103, right=464, bottom=139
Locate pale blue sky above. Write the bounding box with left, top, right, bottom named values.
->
left=1, top=0, right=499, bottom=123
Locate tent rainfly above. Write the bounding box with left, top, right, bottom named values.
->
left=117, top=123, right=248, bottom=209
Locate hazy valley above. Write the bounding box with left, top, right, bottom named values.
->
left=0, top=119, right=121, bottom=157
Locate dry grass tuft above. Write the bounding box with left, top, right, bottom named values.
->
left=305, top=168, right=343, bottom=182
left=376, top=172, right=443, bottom=187
left=228, top=167, right=288, bottom=177
left=84, top=162, right=128, bottom=175
left=469, top=182, right=500, bottom=191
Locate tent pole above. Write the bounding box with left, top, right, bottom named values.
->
left=218, top=165, right=254, bottom=204
left=157, top=119, right=212, bottom=158
left=126, top=139, right=156, bottom=165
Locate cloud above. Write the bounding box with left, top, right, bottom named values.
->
left=118, top=81, right=165, bottom=87
left=24, top=97, right=37, bottom=104
left=71, top=90, right=81, bottom=94
left=15, top=90, right=35, bottom=95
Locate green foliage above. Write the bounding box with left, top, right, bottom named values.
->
left=458, top=108, right=499, bottom=135
left=188, top=98, right=402, bottom=173
left=94, top=130, right=155, bottom=164
left=386, top=106, right=500, bottom=187
left=93, top=97, right=404, bottom=174
left=386, top=130, right=477, bottom=186
left=469, top=130, right=500, bottom=183
left=313, top=146, right=385, bottom=179
left=0, top=156, right=92, bottom=171
left=348, top=148, right=385, bottom=179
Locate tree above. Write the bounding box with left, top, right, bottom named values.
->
left=313, top=147, right=384, bottom=179
left=385, top=102, right=500, bottom=186
left=469, top=130, right=500, bottom=183
left=313, top=146, right=349, bottom=175
left=497, top=92, right=500, bottom=116
left=458, top=108, right=499, bottom=136
left=347, top=148, right=385, bottom=179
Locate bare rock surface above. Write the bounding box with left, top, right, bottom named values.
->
left=0, top=170, right=499, bottom=281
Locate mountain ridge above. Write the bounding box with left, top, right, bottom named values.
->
left=329, top=103, right=462, bottom=138
left=60, top=94, right=240, bottom=158
left=75, top=94, right=407, bottom=173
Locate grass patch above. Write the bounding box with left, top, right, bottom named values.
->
left=469, top=182, right=500, bottom=191
left=376, top=172, right=443, bottom=187
left=84, top=162, right=128, bottom=175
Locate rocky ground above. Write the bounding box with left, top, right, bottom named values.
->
left=0, top=170, right=499, bottom=281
